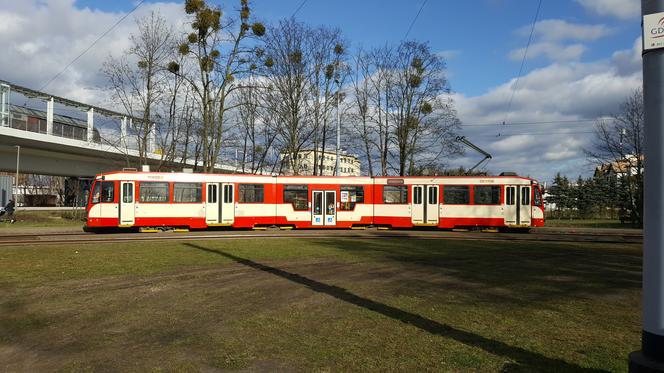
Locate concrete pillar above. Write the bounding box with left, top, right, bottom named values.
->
left=46, top=97, right=53, bottom=135
left=0, top=83, right=9, bottom=127
left=149, top=123, right=157, bottom=153
left=87, top=107, right=94, bottom=143
left=629, top=1, right=664, bottom=371
left=121, top=116, right=127, bottom=149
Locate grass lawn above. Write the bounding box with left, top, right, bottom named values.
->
left=543, top=218, right=636, bottom=229
left=0, top=237, right=641, bottom=372
left=0, top=210, right=84, bottom=229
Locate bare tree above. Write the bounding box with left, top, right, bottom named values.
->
left=388, top=41, right=461, bottom=176
left=367, top=45, right=396, bottom=175
left=307, top=27, right=346, bottom=175
left=259, top=18, right=317, bottom=175
left=347, top=42, right=460, bottom=176
left=102, top=11, right=175, bottom=165
left=170, top=0, right=265, bottom=172
left=586, top=89, right=644, bottom=226
left=236, top=76, right=279, bottom=173
left=349, top=48, right=374, bottom=176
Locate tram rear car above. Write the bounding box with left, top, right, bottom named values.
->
left=86, top=171, right=544, bottom=231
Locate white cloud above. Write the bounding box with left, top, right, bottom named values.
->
left=510, top=19, right=613, bottom=63
left=575, top=0, right=640, bottom=20
left=450, top=37, right=643, bottom=182
left=509, top=42, right=586, bottom=62
left=436, top=50, right=461, bottom=60
left=522, top=19, right=613, bottom=42
left=0, top=0, right=186, bottom=105
left=0, top=11, right=26, bottom=34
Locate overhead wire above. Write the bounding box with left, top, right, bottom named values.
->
left=499, top=0, right=543, bottom=133
left=462, top=118, right=603, bottom=127
left=475, top=130, right=595, bottom=138
left=291, top=0, right=308, bottom=18
left=40, top=0, right=146, bottom=91
left=403, top=0, right=428, bottom=40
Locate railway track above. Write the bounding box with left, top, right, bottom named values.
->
left=0, top=228, right=643, bottom=247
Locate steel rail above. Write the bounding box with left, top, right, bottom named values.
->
left=0, top=230, right=643, bottom=247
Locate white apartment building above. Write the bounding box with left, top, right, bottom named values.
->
left=282, top=149, right=361, bottom=176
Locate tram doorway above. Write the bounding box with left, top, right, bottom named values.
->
left=312, top=190, right=337, bottom=226
left=503, top=185, right=531, bottom=226
left=411, top=185, right=439, bottom=225
left=119, top=181, right=135, bottom=226
left=206, top=183, right=235, bottom=225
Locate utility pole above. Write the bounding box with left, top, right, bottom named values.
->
left=335, top=78, right=341, bottom=176
left=630, top=1, right=664, bottom=371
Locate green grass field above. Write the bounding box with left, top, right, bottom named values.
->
left=542, top=218, right=635, bottom=229
left=0, top=237, right=641, bottom=372
left=0, top=210, right=84, bottom=228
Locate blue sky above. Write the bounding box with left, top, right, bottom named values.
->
left=0, top=0, right=644, bottom=181
left=73, top=0, right=641, bottom=96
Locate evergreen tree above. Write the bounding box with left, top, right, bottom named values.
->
left=547, top=173, right=570, bottom=219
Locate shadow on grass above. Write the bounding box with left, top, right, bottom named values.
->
left=317, top=236, right=641, bottom=305
left=186, top=243, right=609, bottom=373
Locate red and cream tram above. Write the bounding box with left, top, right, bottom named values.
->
left=85, top=171, right=544, bottom=231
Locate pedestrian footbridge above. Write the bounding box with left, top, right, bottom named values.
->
left=0, top=80, right=235, bottom=177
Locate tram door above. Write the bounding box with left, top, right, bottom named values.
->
left=206, top=183, right=235, bottom=225
left=119, top=181, right=135, bottom=226
left=205, top=183, right=219, bottom=224
left=220, top=183, right=235, bottom=225
left=411, top=185, right=439, bottom=225
left=519, top=186, right=531, bottom=225
left=504, top=185, right=531, bottom=226
left=311, top=190, right=337, bottom=226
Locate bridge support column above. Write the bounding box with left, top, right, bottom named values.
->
left=87, top=108, right=94, bottom=143
left=46, top=97, right=53, bottom=135
left=0, top=83, right=9, bottom=127
left=150, top=122, right=157, bottom=154
left=121, top=116, right=128, bottom=150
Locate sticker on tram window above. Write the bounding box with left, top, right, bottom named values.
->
left=340, top=191, right=349, bottom=203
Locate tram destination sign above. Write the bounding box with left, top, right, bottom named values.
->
left=644, top=12, right=664, bottom=51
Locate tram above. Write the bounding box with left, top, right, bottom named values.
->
left=85, top=171, right=544, bottom=231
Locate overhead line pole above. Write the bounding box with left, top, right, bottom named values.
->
left=335, top=78, right=341, bottom=176
left=630, top=1, right=664, bottom=372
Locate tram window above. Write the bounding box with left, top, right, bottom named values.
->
left=413, top=187, right=422, bottom=205
left=283, top=185, right=308, bottom=210
left=383, top=185, right=408, bottom=204
left=122, top=183, right=133, bottom=203
left=339, top=185, right=364, bottom=210
left=534, top=188, right=543, bottom=206
left=139, top=182, right=169, bottom=203
left=174, top=183, right=202, bottom=203
left=239, top=184, right=264, bottom=203
left=91, top=182, right=101, bottom=204
left=101, top=182, right=115, bottom=203
left=443, top=185, right=470, bottom=204
left=474, top=186, right=500, bottom=205
left=506, top=187, right=515, bottom=205
left=207, top=184, right=217, bottom=203
left=313, top=192, right=323, bottom=215
left=521, top=187, right=531, bottom=206
left=428, top=187, right=438, bottom=204
left=223, top=185, right=233, bottom=203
